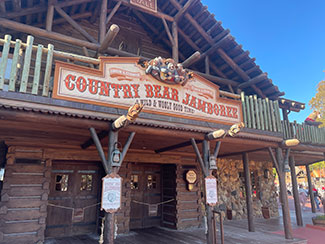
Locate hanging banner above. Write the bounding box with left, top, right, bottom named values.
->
left=130, top=0, right=157, bottom=13
left=205, top=175, right=218, bottom=206
left=53, top=57, right=242, bottom=125
left=101, top=173, right=122, bottom=213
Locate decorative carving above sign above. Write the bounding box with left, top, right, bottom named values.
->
left=130, top=0, right=157, bottom=13
left=53, top=57, right=242, bottom=125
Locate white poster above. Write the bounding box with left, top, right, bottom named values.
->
left=101, top=174, right=122, bottom=213
left=205, top=175, right=218, bottom=206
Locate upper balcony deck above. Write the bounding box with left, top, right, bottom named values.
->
left=0, top=34, right=324, bottom=146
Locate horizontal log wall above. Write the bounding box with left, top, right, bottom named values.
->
left=115, top=162, right=131, bottom=234
left=0, top=148, right=50, bottom=244
left=175, top=161, right=202, bottom=230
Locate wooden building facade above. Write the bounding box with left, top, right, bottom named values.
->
left=0, top=1, right=324, bottom=244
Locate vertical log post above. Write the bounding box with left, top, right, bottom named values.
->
left=289, top=155, right=303, bottom=226
left=172, top=21, right=178, bottom=63
left=242, top=152, right=255, bottom=232
left=306, top=164, right=316, bottom=213
left=202, top=140, right=214, bottom=244
left=100, top=0, right=108, bottom=43
left=46, top=3, right=54, bottom=31
left=103, top=128, right=118, bottom=244
left=275, top=148, right=293, bottom=239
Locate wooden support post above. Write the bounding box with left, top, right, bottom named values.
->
left=242, top=152, right=255, bottom=232
left=272, top=148, right=293, bottom=239
left=289, top=155, right=303, bottom=226
left=46, top=4, right=54, bottom=31
left=100, top=0, right=108, bottom=43
left=99, top=24, right=120, bottom=52
left=106, top=1, right=122, bottom=25
left=202, top=140, right=214, bottom=244
left=205, top=56, right=209, bottom=74
left=306, top=164, right=316, bottom=213
left=172, top=21, right=178, bottom=63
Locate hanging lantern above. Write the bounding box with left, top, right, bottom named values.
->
left=111, top=142, right=122, bottom=167
left=209, top=155, right=217, bottom=170
left=283, top=159, right=290, bottom=172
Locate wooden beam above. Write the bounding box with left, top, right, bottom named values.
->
left=99, top=0, right=108, bottom=43
left=12, top=0, right=22, bottom=11
left=182, top=51, right=201, bottom=68
left=190, top=70, right=239, bottom=87
left=46, top=4, right=54, bottom=31
left=238, top=73, right=268, bottom=89
left=106, top=1, right=122, bottom=25
left=155, top=140, right=202, bottom=154
left=54, top=5, right=98, bottom=43
left=201, top=33, right=231, bottom=59
left=82, top=129, right=108, bottom=149
left=242, top=152, right=255, bottom=232
left=190, top=138, right=206, bottom=177
left=172, top=21, right=178, bottom=62
left=174, top=0, right=197, bottom=22
left=115, top=0, right=174, bottom=22
left=120, top=132, right=135, bottom=163
left=82, top=47, right=95, bottom=68
left=289, top=155, right=303, bottom=226
left=89, top=127, right=108, bottom=172
left=161, top=17, right=174, bottom=45
left=99, top=24, right=120, bottom=51
left=205, top=56, right=209, bottom=74
left=0, top=2, right=6, bottom=13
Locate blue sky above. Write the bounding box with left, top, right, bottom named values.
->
left=202, top=0, right=325, bottom=123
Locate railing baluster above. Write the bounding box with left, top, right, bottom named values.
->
left=241, top=92, right=247, bottom=127
left=32, top=44, right=43, bottom=95
left=19, top=35, right=34, bottom=93
left=269, top=101, right=276, bottom=132
left=262, top=99, right=268, bottom=131
left=42, top=44, right=54, bottom=96
left=274, top=100, right=282, bottom=133
left=8, top=39, right=22, bottom=92
left=265, top=98, right=272, bottom=131
left=258, top=98, right=264, bottom=130
left=0, top=34, right=12, bottom=90
left=249, top=95, right=256, bottom=129
left=253, top=95, right=260, bottom=130
left=245, top=95, right=252, bottom=128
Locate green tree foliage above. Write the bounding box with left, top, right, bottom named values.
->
left=309, top=161, right=325, bottom=171
left=309, top=80, right=325, bottom=127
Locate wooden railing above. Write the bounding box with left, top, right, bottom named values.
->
left=241, top=93, right=325, bottom=145
left=282, top=120, right=325, bottom=145
left=0, top=34, right=324, bottom=145
left=241, top=93, right=282, bottom=133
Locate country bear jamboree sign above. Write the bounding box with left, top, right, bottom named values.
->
left=53, top=57, right=242, bottom=125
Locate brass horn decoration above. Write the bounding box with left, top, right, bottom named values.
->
left=140, top=57, right=193, bottom=86
left=186, top=170, right=197, bottom=191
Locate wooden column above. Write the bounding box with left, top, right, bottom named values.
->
left=172, top=21, right=178, bottom=63
left=202, top=140, right=214, bottom=244
left=306, top=164, right=316, bottom=213
left=100, top=0, right=108, bottom=43
left=205, top=56, right=209, bottom=74
left=289, top=156, right=303, bottom=226
left=275, top=148, right=293, bottom=239
left=242, top=152, right=255, bottom=232
left=46, top=4, right=54, bottom=31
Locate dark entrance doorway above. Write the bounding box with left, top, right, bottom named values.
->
left=45, top=161, right=101, bottom=238
left=130, top=163, right=162, bottom=229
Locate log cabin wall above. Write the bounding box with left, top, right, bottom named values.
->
left=175, top=161, right=202, bottom=230
left=0, top=147, right=51, bottom=244
left=115, top=162, right=131, bottom=234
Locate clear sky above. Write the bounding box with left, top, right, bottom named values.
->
left=202, top=0, right=325, bottom=123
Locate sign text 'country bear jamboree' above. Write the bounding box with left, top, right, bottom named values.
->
left=53, top=57, right=242, bottom=125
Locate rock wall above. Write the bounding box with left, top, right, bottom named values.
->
left=215, top=159, right=279, bottom=220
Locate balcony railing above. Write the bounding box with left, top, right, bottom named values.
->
left=0, top=34, right=324, bottom=146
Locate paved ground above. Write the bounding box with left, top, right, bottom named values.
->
left=45, top=196, right=325, bottom=244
